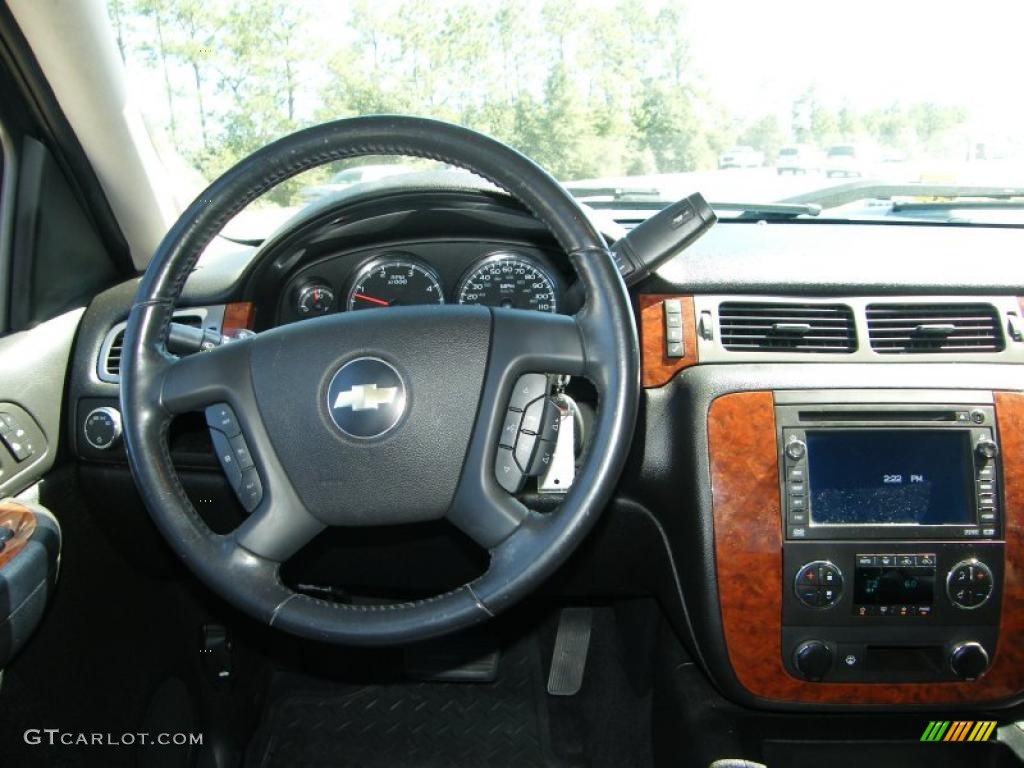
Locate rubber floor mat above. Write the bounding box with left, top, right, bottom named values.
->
left=247, top=641, right=564, bottom=768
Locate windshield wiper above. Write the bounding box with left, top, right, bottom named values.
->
left=890, top=200, right=1024, bottom=213
left=782, top=180, right=1024, bottom=210
left=710, top=202, right=821, bottom=219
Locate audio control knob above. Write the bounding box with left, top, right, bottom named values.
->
left=975, top=437, right=999, bottom=460
left=794, top=640, right=832, bottom=681
left=950, top=642, right=989, bottom=680
left=84, top=406, right=122, bottom=450
left=785, top=439, right=807, bottom=461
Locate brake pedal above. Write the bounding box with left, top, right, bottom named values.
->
left=547, top=607, right=593, bottom=696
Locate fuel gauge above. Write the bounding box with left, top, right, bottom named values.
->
left=296, top=282, right=335, bottom=316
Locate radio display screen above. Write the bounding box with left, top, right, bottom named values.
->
left=806, top=430, right=974, bottom=526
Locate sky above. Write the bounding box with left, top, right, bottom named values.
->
left=684, top=0, right=1024, bottom=129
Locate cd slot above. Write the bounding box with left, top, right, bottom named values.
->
left=797, top=409, right=959, bottom=423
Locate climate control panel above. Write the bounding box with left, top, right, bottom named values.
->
left=782, top=541, right=1003, bottom=683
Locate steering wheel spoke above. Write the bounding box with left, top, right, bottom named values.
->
left=232, top=492, right=325, bottom=562
left=159, top=340, right=252, bottom=415
left=446, top=309, right=585, bottom=549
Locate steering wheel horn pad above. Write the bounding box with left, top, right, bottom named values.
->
left=121, top=116, right=639, bottom=645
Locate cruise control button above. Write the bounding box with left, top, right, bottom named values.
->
left=514, top=430, right=539, bottom=472
left=499, top=409, right=523, bottom=448
left=206, top=404, right=241, bottom=437
left=508, top=374, right=548, bottom=412
left=210, top=429, right=243, bottom=488
left=495, top=447, right=524, bottom=493
left=236, top=469, right=263, bottom=512
left=230, top=434, right=254, bottom=470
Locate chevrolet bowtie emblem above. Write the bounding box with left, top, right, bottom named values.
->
left=333, top=383, right=399, bottom=412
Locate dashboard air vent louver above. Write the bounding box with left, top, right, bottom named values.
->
left=866, top=303, right=1004, bottom=354
left=718, top=301, right=857, bottom=353
left=104, top=328, right=126, bottom=378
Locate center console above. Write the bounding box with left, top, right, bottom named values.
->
left=707, top=388, right=1024, bottom=707
left=777, top=401, right=1003, bottom=683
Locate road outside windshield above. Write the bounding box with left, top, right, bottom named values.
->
left=107, top=0, right=1024, bottom=233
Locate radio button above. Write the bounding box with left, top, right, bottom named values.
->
left=785, top=439, right=807, bottom=461
left=978, top=466, right=995, bottom=482
left=789, top=482, right=806, bottom=496
left=790, top=511, right=807, bottom=525
left=979, top=481, right=995, bottom=493
left=788, top=468, right=805, bottom=482
left=790, top=495, right=806, bottom=510
left=980, top=510, right=997, bottom=523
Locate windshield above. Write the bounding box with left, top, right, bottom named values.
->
left=108, top=0, right=1024, bottom=234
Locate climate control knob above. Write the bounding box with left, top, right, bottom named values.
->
left=947, top=559, right=994, bottom=609
left=794, top=640, right=832, bottom=681
left=950, top=642, right=989, bottom=680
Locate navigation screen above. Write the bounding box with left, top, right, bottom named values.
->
left=806, top=430, right=974, bottom=526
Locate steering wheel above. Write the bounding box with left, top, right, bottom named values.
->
left=120, top=116, right=639, bottom=645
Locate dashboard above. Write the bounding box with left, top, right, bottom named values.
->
left=65, top=175, right=1024, bottom=713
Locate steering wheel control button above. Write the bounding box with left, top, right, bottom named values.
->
left=495, top=447, right=525, bottom=493
left=326, top=357, right=407, bottom=439
left=508, top=374, right=549, bottom=412
left=83, top=406, right=123, bottom=450
left=210, top=429, right=243, bottom=488
left=499, top=409, right=523, bottom=448
left=529, top=440, right=556, bottom=475
left=229, top=434, right=255, bottom=470
left=205, top=404, right=241, bottom=437
left=947, top=559, right=994, bottom=609
left=795, top=561, right=843, bottom=608
left=520, top=397, right=547, bottom=434
left=514, top=430, right=539, bottom=472
left=237, top=469, right=263, bottom=512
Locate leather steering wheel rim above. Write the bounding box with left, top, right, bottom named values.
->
left=121, top=116, right=639, bottom=645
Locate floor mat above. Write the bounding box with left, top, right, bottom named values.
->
left=247, top=640, right=564, bottom=768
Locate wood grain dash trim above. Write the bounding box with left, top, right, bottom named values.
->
left=222, top=302, right=256, bottom=336
left=709, top=390, right=1024, bottom=705
left=639, top=295, right=698, bottom=387
left=0, top=500, right=37, bottom=569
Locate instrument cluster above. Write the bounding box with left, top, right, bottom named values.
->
left=283, top=245, right=564, bottom=323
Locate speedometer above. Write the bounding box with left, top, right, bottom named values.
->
left=456, top=253, right=559, bottom=313
left=346, top=255, right=445, bottom=311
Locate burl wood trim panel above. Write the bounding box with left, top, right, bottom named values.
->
left=0, top=500, right=37, bottom=569
left=709, top=390, right=1024, bottom=705
left=638, top=295, right=698, bottom=387
left=222, top=302, right=256, bottom=336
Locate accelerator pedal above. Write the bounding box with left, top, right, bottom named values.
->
left=546, top=606, right=593, bottom=696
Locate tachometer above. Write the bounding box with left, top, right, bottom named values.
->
left=456, top=253, right=559, bottom=312
left=346, top=255, right=445, bottom=311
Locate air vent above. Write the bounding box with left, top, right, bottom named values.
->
left=718, top=301, right=857, bottom=353
left=866, top=303, right=1004, bottom=354
left=104, top=328, right=126, bottom=378
left=97, top=310, right=209, bottom=383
